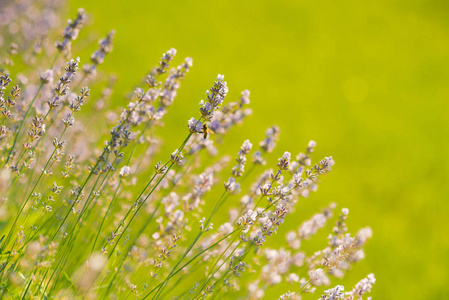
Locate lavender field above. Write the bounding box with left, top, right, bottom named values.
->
left=0, top=0, right=447, bottom=299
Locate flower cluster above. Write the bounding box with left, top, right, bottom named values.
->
left=199, top=74, right=229, bottom=120
left=83, top=30, right=115, bottom=78
left=56, top=8, right=87, bottom=53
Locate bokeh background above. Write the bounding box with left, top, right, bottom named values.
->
left=67, top=0, right=449, bottom=298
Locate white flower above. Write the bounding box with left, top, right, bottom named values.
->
left=287, top=273, right=299, bottom=283
left=185, top=57, right=193, bottom=67
left=167, top=48, right=177, bottom=56
left=119, top=166, right=130, bottom=178
left=309, top=268, right=330, bottom=286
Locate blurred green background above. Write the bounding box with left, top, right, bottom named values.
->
left=68, top=0, right=449, bottom=298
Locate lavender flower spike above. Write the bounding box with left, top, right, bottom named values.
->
left=188, top=117, right=203, bottom=133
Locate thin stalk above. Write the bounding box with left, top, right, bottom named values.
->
left=39, top=151, right=114, bottom=297
left=90, top=120, right=153, bottom=254
left=68, top=119, right=155, bottom=253
left=41, top=229, right=77, bottom=299
left=193, top=181, right=279, bottom=298
left=196, top=204, right=287, bottom=298
left=12, top=106, right=53, bottom=169
left=141, top=229, right=239, bottom=299
left=2, top=115, right=73, bottom=253
left=196, top=232, right=241, bottom=294
left=101, top=152, right=204, bottom=295
left=49, top=149, right=105, bottom=241
left=194, top=244, right=253, bottom=300
left=47, top=92, right=146, bottom=243
left=152, top=169, right=259, bottom=299
left=20, top=268, right=38, bottom=299
left=101, top=196, right=163, bottom=295
left=206, top=248, right=254, bottom=300
left=3, top=84, right=43, bottom=167
left=159, top=259, right=203, bottom=299
left=97, top=167, right=171, bottom=299
left=193, top=240, right=244, bottom=299
left=76, top=129, right=198, bottom=299
left=104, top=129, right=196, bottom=259
left=90, top=179, right=121, bottom=254
left=152, top=189, right=228, bottom=299
left=50, top=52, right=60, bottom=69
left=153, top=188, right=234, bottom=298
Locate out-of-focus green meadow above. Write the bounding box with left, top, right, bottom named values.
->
left=68, top=0, right=449, bottom=298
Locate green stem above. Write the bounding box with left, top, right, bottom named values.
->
left=3, top=83, right=43, bottom=167
left=50, top=52, right=60, bottom=69
left=13, top=107, right=53, bottom=170
left=142, top=229, right=239, bottom=299
left=91, top=179, right=121, bottom=254
left=195, top=244, right=253, bottom=300
left=1, top=119, right=70, bottom=254
left=152, top=168, right=257, bottom=299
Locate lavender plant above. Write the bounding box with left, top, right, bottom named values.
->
left=0, top=3, right=375, bottom=299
